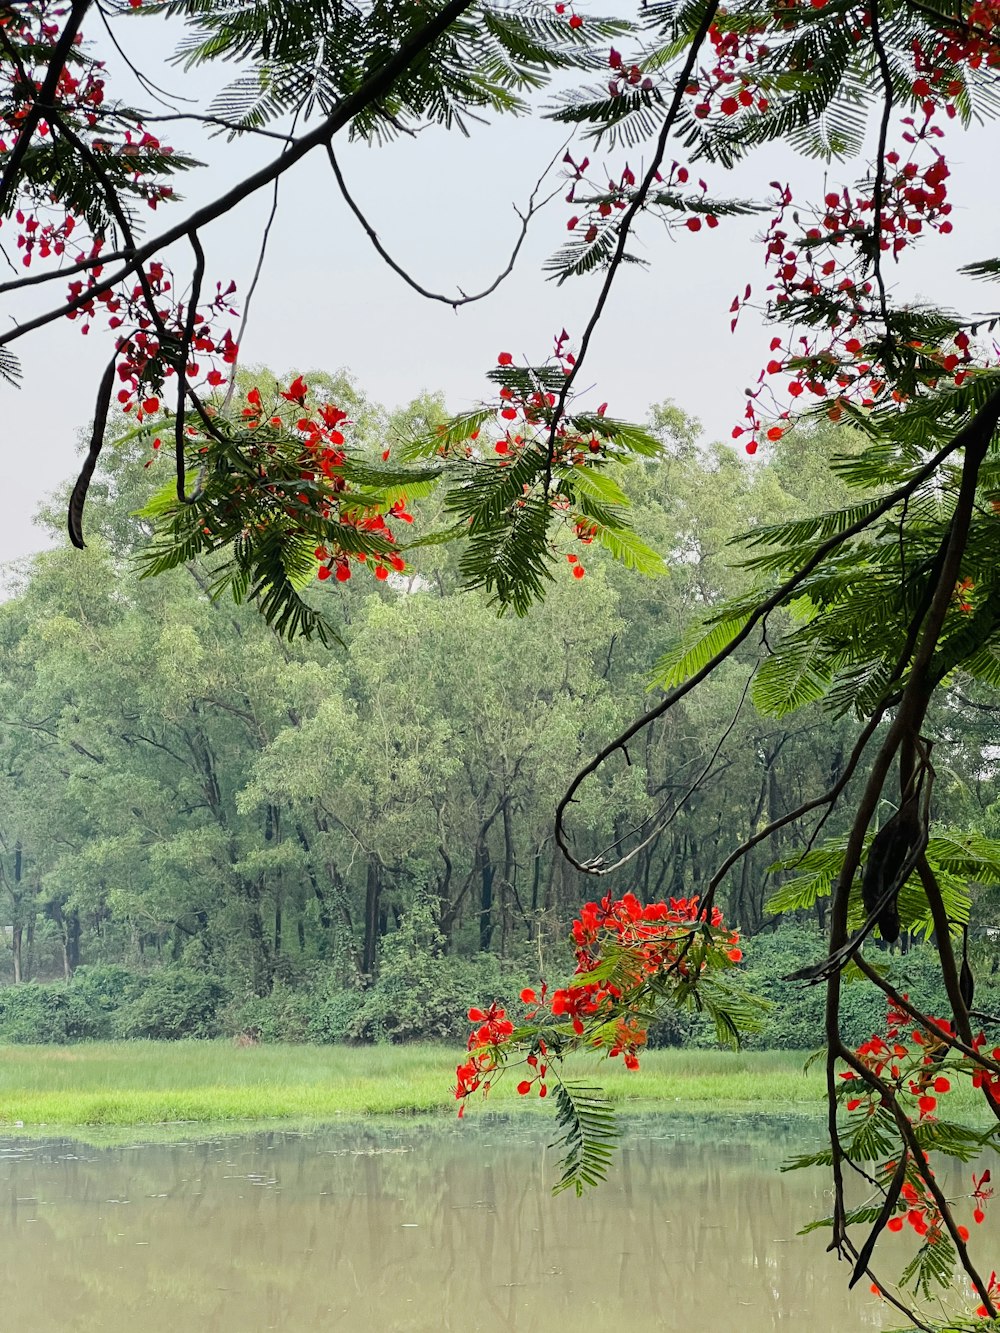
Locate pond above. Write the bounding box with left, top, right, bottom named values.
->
left=0, top=1115, right=930, bottom=1330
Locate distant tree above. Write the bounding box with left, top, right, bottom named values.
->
left=9, top=3, right=1000, bottom=1325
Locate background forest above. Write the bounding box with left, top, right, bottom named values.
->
left=4, top=371, right=1000, bottom=1050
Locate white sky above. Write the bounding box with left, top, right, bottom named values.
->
left=2, top=4, right=999, bottom=563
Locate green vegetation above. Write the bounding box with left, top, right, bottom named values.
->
left=0, top=1042, right=832, bottom=1129
left=4, top=391, right=1000, bottom=1060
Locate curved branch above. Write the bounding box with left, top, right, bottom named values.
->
left=0, top=0, right=479, bottom=349
left=555, top=385, right=1000, bottom=873
left=326, top=139, right=564, bottom=308
left=67, top=352, right=116, bottom=548
left=699, top=708, right=885, bottom=915
left=175, top=231, right=205, bottom=502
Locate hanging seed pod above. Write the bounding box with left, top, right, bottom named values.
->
left=960, top=926, right=976, bottom=1009
left=861, top=793, right=922, bottom=945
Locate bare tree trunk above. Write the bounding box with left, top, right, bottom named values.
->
left=11, top=843, right=23, bottom=984
left=362, top=859, right=381, bottom=981
left=479, top=845, right=495, bottom=953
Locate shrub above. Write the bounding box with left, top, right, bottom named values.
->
left=69, top=966, right=148, bottom=1038
left=114, top=968, right=225, bottom=1039
left=0, top=981, right=98, bottom=1043
left=220, top=983, right=316, bottom=1043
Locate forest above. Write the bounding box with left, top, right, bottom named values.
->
left=1, top=376, right=997, bottom=1054
left=10, top=0, right=1000, bottom=1323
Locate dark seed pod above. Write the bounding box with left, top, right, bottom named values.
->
left=961, top=928, right=975, bottom=1009
left=862, top=795, right=922, bottom=946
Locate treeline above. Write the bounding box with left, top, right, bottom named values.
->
left=1, top=371, right=999, bottom=1043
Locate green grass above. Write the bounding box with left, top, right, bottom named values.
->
left=0, top=1043, right=820, bottom=1130
left=0, top=1042, right=984, bottom=1133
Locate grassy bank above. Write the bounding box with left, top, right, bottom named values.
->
left=0, top=1041, right=985, bottom=1131
left=0, top=1043, right=833, bottom=1129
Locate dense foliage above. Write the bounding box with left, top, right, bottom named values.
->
left=10, top=0, right=1000, bottom=1325
left=0, top=386, right=890, bottom=994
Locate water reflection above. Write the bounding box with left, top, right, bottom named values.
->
left=0, top=1118, right=901, bottom=1330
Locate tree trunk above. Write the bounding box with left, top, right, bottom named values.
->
left=362, top=860, right=381, bottom=982
left=11, top=844, right=23, bottom=984
left=240, top=877, right=273, bottom=997
left=59, top=907, right=80, bottom=979
left=479, top=846, right=495, bottom=953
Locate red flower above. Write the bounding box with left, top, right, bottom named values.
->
left=281, top=375, right=309, bottom=406
left=320, top=403, right=349, bottom=428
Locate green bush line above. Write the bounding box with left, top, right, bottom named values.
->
left=0, top=926, right=985, bottom=1052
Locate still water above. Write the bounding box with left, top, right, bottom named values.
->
left=0, top=1116, right=901, bottom=1331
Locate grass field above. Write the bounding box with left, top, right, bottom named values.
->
left=0, top=1041, right=985, bottom=1132
left=0, top=1042, right=828, bottom=1129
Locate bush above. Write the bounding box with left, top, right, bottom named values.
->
left=303, top=984, right=368, bottom=1043
left=293, top=896, right=533, bottom=1044
left=220, top=983, right=316, bottom=1043
left=114, top=968, right=225, bottom=1039
left=0, top=981, right=98, bottom=1043
left=69, top=966, right=149, bottom=1038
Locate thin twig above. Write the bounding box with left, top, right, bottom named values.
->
left=578, top=666, right=755, bottom=873
left=542, top=0, right=721, bottom=499
left=326, top=139, right=565, bottom=308
left=0, top=0, right=480, bottom=348
left=868, top=0, right=894, bottom=331
left=555, top=386, right=1000, bottom=873
left=94, top=0, right=194, bottom=108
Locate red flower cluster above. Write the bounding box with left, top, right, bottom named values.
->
left=840, top=998, right=993, bottom=1282
left=191, top=376, right=411, bottom=584
left=455, top=893, right=743, bottom=1113
left=977, top=1270, right=1000, bottom=1320
left=454, top=1002, right=515, bottom=1114
left=684, top=15, right=771, bottom=121
left=564, top=146, right=718, bottom=247
left=730, top=19, right=996, bottom=452
left=0, top=4, right=240, bottom=411
left=104, top=267, right=240, bottom=417
left=842, top=999, right=958, bottom=1119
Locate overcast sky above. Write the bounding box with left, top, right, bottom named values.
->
left=2, top=4, right=999, bottom=566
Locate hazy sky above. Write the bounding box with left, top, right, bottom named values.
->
left=3, top=5, right=999, bottom=565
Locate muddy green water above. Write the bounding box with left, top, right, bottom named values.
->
left=0, top=1116, right=916, bottom=1330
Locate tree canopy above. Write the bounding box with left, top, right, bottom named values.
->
left=8, top=0, right=1000, bottom=1326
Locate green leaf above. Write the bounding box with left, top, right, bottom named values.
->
left=587, top=519, right=668, bottom=576
left=651, top=613, right=751, bottom=689
left=752, top=634, right=834, bottom=717
left=550, top=1081, right=619, bottom=1196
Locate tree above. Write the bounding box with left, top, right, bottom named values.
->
left=9, top=1, right=1000, bottom=1327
